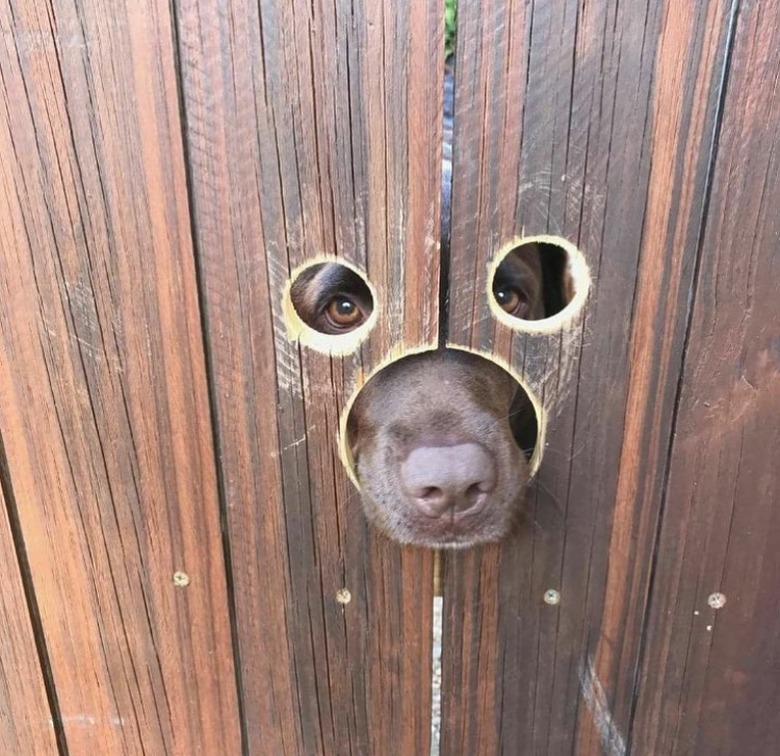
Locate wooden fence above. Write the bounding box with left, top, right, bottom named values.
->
left=0, top=0, right=778, bottom=753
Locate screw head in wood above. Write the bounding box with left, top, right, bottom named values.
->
left=336, top=588, right=351, bottom=605
left=173, top=571, right=191, bottom=587
left=707, top=592, right=726, bottom=609
left=543, top=589, right=561, bottom=605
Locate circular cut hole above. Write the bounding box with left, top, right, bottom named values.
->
left=338, top=347, right=544, bottom=548
left=339, top=347, right=544, bottom=490
left=284, top=259, right=377, bottom=355
left=488, top=235, right=590, bottom=332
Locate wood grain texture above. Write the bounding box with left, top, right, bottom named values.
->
left=442, top=0, right=735, bottom=752
left=631, top=1, right=780, bottom=752
left=0, top=480, right=58, bottom=754
left=2, top=0, right=777, bottom=753
left=0, top=0, right=241, bottom=753
left=175, top=0, right=441, bottom=752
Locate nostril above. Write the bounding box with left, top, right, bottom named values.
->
left=466, top=483, right=484, bottom=501
left=414, top=493, right=452, bottom=518
left=421, top=486, right=443, bottom=501
left=450, top=483, right=487, bottom=513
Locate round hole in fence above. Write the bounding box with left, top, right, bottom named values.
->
left=337, top=347, right=544, bottom=548
left=283, top=259, right=378, bottom=355
left=488, top=235, right=590, bottom=333
left=339, top=346, right=544, bottom=488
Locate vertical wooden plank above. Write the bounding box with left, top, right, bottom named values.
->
left=0, top=481, right=58, bottom=754
left=442, top=0, right=734, bottom=752
left=0, top=1, right=241, bottom=753
left=631, top=1, right=780, bottom=752
left=175, top=0, right=440, bottom=751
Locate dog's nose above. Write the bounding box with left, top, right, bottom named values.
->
left=401, top=443, right=497, bottom=517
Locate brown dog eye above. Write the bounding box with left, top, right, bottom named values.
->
left=324, top=297, right=365, bottom=330
left=287, top=261, right=376, bottom=348
left=494, top=286, right=528, bottom=317
left=489, top=237, right=590, bottom=327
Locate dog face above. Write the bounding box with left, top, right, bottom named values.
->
left=289, top=243, right=565, bottom=548
left=346, top=349, right=534, bottom=548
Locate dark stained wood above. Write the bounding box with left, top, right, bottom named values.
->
left=0, top=0, right=241, bottom=753
left=175, top=0, right=441, bottom=751
left=0, top=482, right=59, bottom=754
left=442, top=0, right=736, bottom=752
left=631, top=1, right=780, bottom=752
left=1, top=0, right=779, bottom=753
left=574, top=2, right=743, bottom=752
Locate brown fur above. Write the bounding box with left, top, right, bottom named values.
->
left=347, top=350, right=531, bottom=548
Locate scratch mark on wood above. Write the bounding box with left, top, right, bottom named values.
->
left=50, top=714, right=125, bottom=727
left=579, top=655, right=626, bottom=756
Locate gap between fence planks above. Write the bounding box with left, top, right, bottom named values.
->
left=0, top=479, right=59, bottom=753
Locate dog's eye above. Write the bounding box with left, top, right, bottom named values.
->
left=494, top=286, right=529, bottom=317
left=323, top=296, right=365, bottom=331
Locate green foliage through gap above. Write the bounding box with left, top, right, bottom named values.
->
left=445, top=0, right=457, bottom=59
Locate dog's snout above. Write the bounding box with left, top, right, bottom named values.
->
left=347, top=349, right=535, bottom=547
left=400, top=443, right=496, bottom=518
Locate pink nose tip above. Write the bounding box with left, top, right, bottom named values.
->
left=400, top=443, right=496, bottom=517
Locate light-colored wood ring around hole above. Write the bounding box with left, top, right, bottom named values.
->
left=282, top=256, right=379, bottom=356
left=487, top=234, right=591, bottom=333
